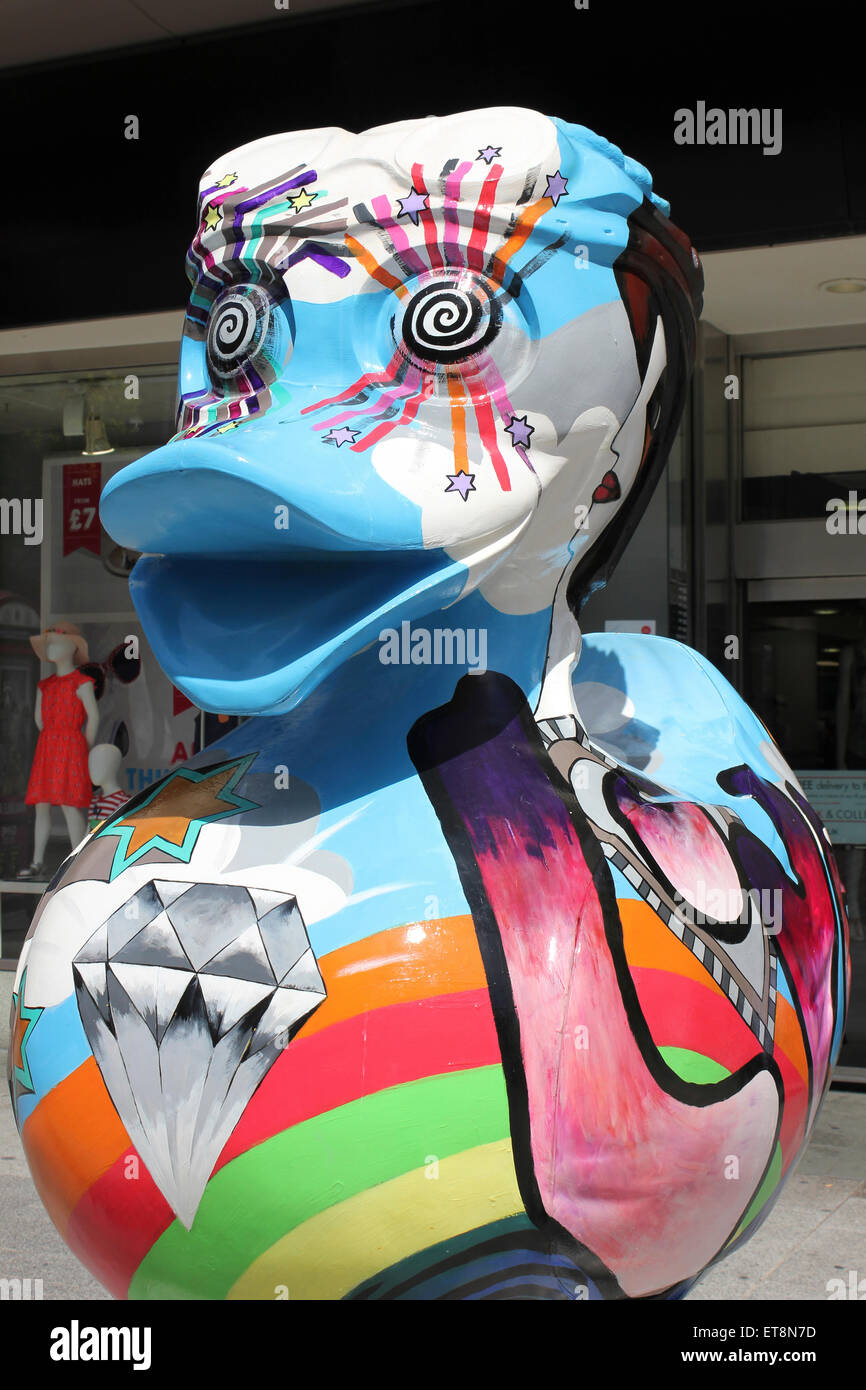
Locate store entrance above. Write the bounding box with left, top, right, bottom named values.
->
left=744, top=588, right=866, bottom=1070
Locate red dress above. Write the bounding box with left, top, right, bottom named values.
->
left=25, top=671, right=95, bottom=809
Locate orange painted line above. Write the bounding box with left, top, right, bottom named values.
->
left=297, top=915, right=486, bottom=1039
left=345, top=234, right=407, bottom=298
left=493, top=198, right=549, bottom=268
left=446, top=371, right=469, bottom=474
left=619, top=897, right=728, bottom=1000
left=19, top=916, right=488, bottom=1231
left=20, top=1056, right=131, bottom=1236
left=774, top=994, right=809, bottom=1087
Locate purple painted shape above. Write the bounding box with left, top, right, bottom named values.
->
left=282, top=246, right=351, bottom=278
left=235, top=171, right=316, bottom=221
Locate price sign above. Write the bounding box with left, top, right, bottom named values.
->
left=62, top=461, right=102, bottom=557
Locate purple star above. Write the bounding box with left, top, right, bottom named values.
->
left=397, top=188, right=429, bottom=225
left=477, top=145, right=502, bottom=164
left=445, top=472, right=476, bottom=500
left=544, top=170, right=569, bottom=206
left=505, top=414, right=534, bottom=448
left=323, top=426, right=360, bottom=447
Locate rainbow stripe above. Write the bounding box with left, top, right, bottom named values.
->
left=19, top=895, right=814, bottom=1298
left=21, top=915, right=529, bottom=1299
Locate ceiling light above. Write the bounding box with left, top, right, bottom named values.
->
left=83, top=413, right=114, bottom=456
left=819, top=278, right=866, bottom=294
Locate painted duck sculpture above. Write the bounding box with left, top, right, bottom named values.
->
left=9, top=108, right=849, bottom=1300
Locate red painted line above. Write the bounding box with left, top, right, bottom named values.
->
left=300, top=351, right=404, bottom=415
left=629, top=966, right=761, bottom=1073
left=462, top=366, right=511, bottom=490
left=352, top=375, right=434, bottom=451
left=218, top=987, right=499, bottom=1168
left=65, top=1162, right=174, bottom=1301
left=412, top=163, right=443, bottom=272
left=467, top=166, right=503, bottom=272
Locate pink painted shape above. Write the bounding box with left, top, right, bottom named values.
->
left=620, top=796, right=742, bottom=916
left=370, top=194, right=427, bottom=277
left=451, top=725, right=779, bottom=1296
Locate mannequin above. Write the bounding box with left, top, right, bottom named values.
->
left=87, top=742, right=129, bottom=831
left=18, top=622, right=99, bottom=878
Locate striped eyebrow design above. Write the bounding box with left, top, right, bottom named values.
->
left=185, top=163, right=351, bottom=334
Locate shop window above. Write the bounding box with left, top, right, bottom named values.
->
left=0, top=366, right=193, bottom=960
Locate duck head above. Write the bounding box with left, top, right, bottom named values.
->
left=100, top=107, right=702, bottom=716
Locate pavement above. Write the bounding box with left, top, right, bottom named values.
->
left=0, top=1042, right=863, bottom=1301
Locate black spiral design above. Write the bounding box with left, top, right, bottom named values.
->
left=402, top=281, right=500, bottom=363
left=206, top=285, right=270, bottom=377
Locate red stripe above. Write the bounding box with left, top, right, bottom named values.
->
left=412, top=163, right=443, bottom=272
left=462, top=367, right=511, bottom=490
left=64, top=1163, right=173, bottom=1300
left=64, top=988, right=499, bottom=1297
left=300, top=352, right=404, bottom=415
left=467, top=165, right=502, bottom=271
left=352, top=376, right=434, bottom=451
left=630, top=966, right=761, bottom=1072
left=773, top=1038, right=809, bottom=1174
left=636, top=961, right=811, bottom=1166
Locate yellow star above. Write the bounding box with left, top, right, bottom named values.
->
left=203, top=203, right=221, bottom=232
left=289, top=187, right=317, bottom=213
left=216, top=172, right=237, bottom=188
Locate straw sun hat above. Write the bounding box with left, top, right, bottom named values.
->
left=29, top=620, right=90, bottom=666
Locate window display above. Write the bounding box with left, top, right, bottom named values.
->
left=18, top=621, right=98, bottom=876
left=0, top=369, right=184, bottom=951
left=87, top=742, right=130, bottom=831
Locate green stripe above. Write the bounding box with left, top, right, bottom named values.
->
left=734, top=1143, right=783, bottom=1239
left=130, top=1064, right=510, bottom=1300
left=658, top=1046, right=731, bottom=1084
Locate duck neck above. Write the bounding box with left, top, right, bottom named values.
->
left=304, top=586, right=579, bottom=759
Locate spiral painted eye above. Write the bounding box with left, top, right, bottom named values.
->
left=206, top=284, right=272, bottom=380
left=400, top=276, right=501, bottom=364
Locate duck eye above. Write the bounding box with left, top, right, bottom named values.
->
left=206, top=284, right=271, bottom=380
left=400, top=276, right=501, bottom=365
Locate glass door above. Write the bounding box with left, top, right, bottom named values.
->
left=744, top=589, right=866, bottom=1068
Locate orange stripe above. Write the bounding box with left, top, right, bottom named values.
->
left=345, top=234, right=407, bottom=298
left=493, top=198, right=549, bottom=267
left=20, top=1056, right=131, bottom=1235
left=446, top=371, right=469, bottom=474
left=619, top=897, right=728, bottom=1000
left=774, top=994, right=809, bottom=1087
left=19, top=915, right=488, bottom=1230
left=297, top=914, right=486, bottom=1039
